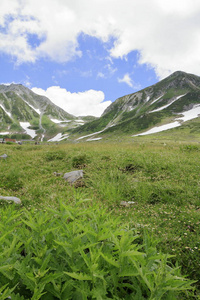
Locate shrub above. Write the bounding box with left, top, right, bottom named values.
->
left=72, top=154, right=89, bottom=168
left=0, top=201, right=194, bottom=299
left=5, top=141, right=15, bottom=145
left=44, top=150, right=66, bottom=161
left=180, top=144, right=199, bottom=152
left=0, top=168, right=23, bottom=191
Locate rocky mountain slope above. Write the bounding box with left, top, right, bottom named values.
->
left=0, top=84, right=91, bottom=141
left=72, top=71, right=200, bottom=141
left=1, top=71, right=200, bottom=142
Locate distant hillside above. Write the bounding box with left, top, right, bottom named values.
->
left=0, top=84, right=89, bottom=141
left=1, top=71, right=200, bottom=143
left=71, top=71, right=200, bottom=141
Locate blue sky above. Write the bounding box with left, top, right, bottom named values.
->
left=1, top=0, right=200, bottom=116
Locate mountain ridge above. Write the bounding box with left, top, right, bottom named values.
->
left=1, top=71, right=200, bottom=142
left=0, top=83, right=92, bottom=141
left=71, top=71, right=200, bottom=141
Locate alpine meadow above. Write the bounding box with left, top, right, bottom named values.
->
left=0, top=71, right=200, bottom=299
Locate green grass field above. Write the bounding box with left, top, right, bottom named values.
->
left=0, top=140, right=199, bottom=299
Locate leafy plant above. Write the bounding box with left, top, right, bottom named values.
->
left=180, top=144, right=199, bottom=152
left=0, top=141, right=199, bottom=298
left=0, top=167, right=23, bottom=191
left=44, top=150, right=66, bottom=161
left=72, top=154, right=90, bottom=168
left=0, top=201, right=195, bottom=299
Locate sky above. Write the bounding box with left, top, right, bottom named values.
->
left=1, top=0, right=200, bottom=117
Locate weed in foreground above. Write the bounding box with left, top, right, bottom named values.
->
left=0, top=141, right=199, bottom=298
left=0, top=200, right=195, bottom=300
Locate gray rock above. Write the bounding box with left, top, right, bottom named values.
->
left=63, top=170, right=83, bottom=184
left=120, top=201, right=135, bottom=207
left=53, top=172, right=63, bottom=176
left=0, top=154, right=7, bottom=159
left=0, top=196, right=21, bottom=204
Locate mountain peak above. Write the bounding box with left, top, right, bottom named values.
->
left=72, top=70, right=200, bottom=139
left=168, top=70, right=200, bottom=80
left=168, top=70, right=188, bottom=78
left=0, top=83, right=77, bottom=141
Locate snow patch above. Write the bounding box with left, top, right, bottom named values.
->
left=76, top=129, right=104, bottom=140
left=127, top=106, right=135, bottom=111
left=23, top=100, right=41, bottom=115
left=176, top=104, right=200, bottom=122
left=145, top=96, right=150, bottom=102
left=150, top=95, right=163, bottom=105
left=133, top=122, right=181, bottom=136
left=20, top=122, right=37, bottom=139
left=150, top=94, right=186, bottom=113
left=50, top=118, right=71, bottom=123
left=133, top=103, right=200, bottom=136
left=86, top=137, right=102, bottom=141
left=76, top=123, right=116, bottom=141
left=75, top=119, right=85, bottom=124
left=48, top=133, right=69, bottom=142
left=0, top=132, right=10, bottom=135
left=0, top=104, right=12, bottom=118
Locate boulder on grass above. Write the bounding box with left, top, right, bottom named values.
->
left=0, top=196, right=21, bottom=204
left=63, top=170, right=83, bottom=184
left=0, top=154, right=7, bottom=159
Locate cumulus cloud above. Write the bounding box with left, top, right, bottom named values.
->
left=31, top=86, right=112, bottom=117
left=118, top=73, right=133, bottom=87
left=118, top=73, right=142, bottom=90
left=1, top=0, right=200, bottom=77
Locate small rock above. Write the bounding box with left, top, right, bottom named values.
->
left=0, top=196, right=21, bottom=204
left=0, top=154, right=7, bottom=159
left=53, top=172, right=63, bottom=176
left=63, top=170, right=83, bottom=184
left=120, top=201, right=135, bottom=207
left=127, top=201, right=135, bottom=204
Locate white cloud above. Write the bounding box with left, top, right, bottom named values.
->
left=118, top=73, right=133, bottom=87
left=31, top=86, right=111, bottom=117
left=118, top=73, right=141, bottom=90
left=97, top=72, right=106, bottom=79
left=1, top=0, right=200, bottom=77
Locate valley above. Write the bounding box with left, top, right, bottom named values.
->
left=1, top=71, right=200, bottom=143
left=0, top=71, right=200, bottom=299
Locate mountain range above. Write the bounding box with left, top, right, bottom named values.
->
left=0, top=84, right=96, bottom=141
left=1, top=71, right=200, bottom=142
left=70, top=71, right=200, bottom=141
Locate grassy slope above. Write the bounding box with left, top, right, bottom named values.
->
left=0, top=140, right=199, bottom=298
left=70, top=72, right=200, bottom=139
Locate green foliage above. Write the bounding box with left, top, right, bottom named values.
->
left=72, top=154, right=90, bottom=168
left=6, top=141, right=15, bottom=145
left=0, top=167, right=23, bottom=191
left=180, top=144, right=200, bottom=152
left=10, top=133, right=31, bottom=140
left=0, top=92, right=10, bottom=110
left=29, top=125, right=40, bottom=130
left=10, top=123, right=23, bottom=131
left=44, top=150, right=66, bottom=161
left=170, top=92, right=200, bottom=113
left=71, top=101, right=122, bottom=134
left=161, top=89, right=181, bottom=100
left=0, top=201, right=194, bottom=299
left=71, top=72, right=200, bottom=139
left=41, top=115, right=58, bottom=135
left=6, top=91, right=33, bottom=121
left=0, top=142, right=199, bottom=298
left=0, top=106, right=12, bottom=123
